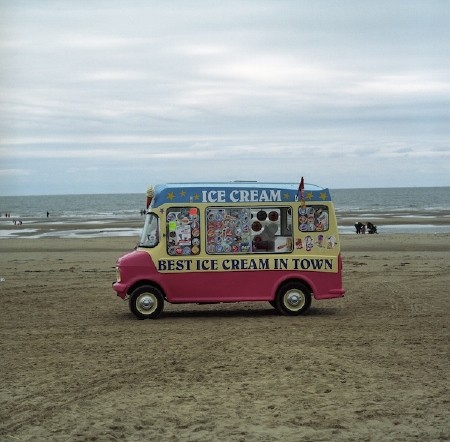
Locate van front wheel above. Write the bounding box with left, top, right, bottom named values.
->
left=276, top=282, right=311, bottom=316
left=129, top=285, right=164, bottom=320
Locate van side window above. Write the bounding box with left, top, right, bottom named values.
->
left=298, top=205, right=329, bottom=232
left=206, top=207, right=293, bottom=254
left=166, top=207, right=200, bottom=256
left=139, top=213, right=159, bottom=247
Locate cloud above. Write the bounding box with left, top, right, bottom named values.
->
left=0, top=0, right=449, bottom=195
left=351, top=73, right=450, bottom=97
left=177, top=44, right=230, bottom=57
left=64, top=36, right=150, bottom=50
left=76, top=70, right=148, bottom=82
left=0, top=169, right=31, bottom=177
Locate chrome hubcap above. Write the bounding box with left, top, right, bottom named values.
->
left=287, top=293, right=301, bottom=306
left=139, top=295, right=154, bottom=310
left=284, top=289, right=305, bottom=311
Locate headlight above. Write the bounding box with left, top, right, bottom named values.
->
left=115, top=267, right=121, bottom=283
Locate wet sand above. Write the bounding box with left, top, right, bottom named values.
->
left=2, top=209, right=450, bottom=238
left=0, top=234, right=449, bottom=441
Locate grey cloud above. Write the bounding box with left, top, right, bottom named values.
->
left=0, top=0, right=449, bottom=195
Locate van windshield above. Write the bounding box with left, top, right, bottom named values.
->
left=139, top=213, right=159, bottom=247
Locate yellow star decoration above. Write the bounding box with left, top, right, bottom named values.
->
left=319, top=192, right=328, bottom=201
left=193, top=194, right=200, bottom=201
left=283, top=192, right=291, bottom=200
left=167, top=192, right=175, bottom=200
left=306, top=192, right=314, bottom=200
left=180, top=190, right=186, bottom=197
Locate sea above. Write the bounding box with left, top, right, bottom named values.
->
left=0, top=187, right=449, bottom=239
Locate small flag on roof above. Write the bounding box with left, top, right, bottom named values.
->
left=297, top=177, right=306, bottom=208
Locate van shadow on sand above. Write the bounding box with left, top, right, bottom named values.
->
left=113, top=305, right=342, bottom=321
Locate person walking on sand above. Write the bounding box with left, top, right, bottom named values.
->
left=47, top=211, right=49, bottom=218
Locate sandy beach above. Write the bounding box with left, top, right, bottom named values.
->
left=0, top=233, right=449, bottom=441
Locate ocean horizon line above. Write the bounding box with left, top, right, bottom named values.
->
left=1, top=184, right=449, bottom=198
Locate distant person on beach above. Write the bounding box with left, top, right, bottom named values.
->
left=354, top=222, right=365, bottom=234
left=47, top=211, right=49, bottom=218
left=367, top=222, right=378, bottom=234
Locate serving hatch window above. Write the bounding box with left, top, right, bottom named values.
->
left=206, top=206, right=293, bottom=254
left=166, top=207, right=200, bottom=256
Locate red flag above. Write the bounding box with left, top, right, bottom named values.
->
left=297, top=177, right=305, bottom=207
left=298, top=177, right=304, bottom=194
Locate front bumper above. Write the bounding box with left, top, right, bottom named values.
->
left=112, top=281, right=128, bottom=299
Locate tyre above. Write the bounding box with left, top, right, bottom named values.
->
left=129, top=285, right=164, bottom=319
left=276, top=282, right=311, bottom=316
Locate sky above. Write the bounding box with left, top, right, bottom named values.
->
left=0, top=0, right=449, bottom=195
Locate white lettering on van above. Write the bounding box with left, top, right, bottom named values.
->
left=262, top=189, right=281, bottom=202
left=229, top=189, right=282, bottom=203
left=229, top=190, right=239, bottom=202
left=202, top=190, right=226, bottom=203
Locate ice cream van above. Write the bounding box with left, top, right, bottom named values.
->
left=112, top=179, right=345, bottom=319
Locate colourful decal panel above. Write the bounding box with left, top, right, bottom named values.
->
left=166, top=207, right=200, bottom=256
left=205, top=206, right=293, bottom=254
left=298, top=205, right=329, bottom=232
left=156, top=256, right=338, bottom=273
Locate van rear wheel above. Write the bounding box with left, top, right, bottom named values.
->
left=276, top=282, right=311, bottom=316
left=129, top=285, right=164, bottom=320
